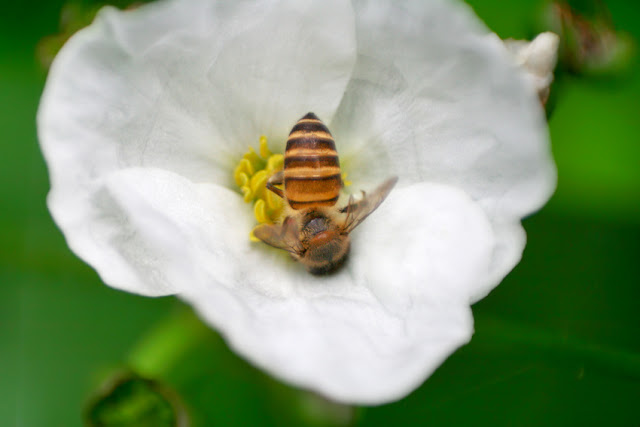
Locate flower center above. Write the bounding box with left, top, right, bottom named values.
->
left=233, top=136, right=352, bottom=241
left=233, top=136, right=285, bottom=241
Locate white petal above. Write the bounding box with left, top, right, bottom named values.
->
left=38, top=0, right=356, bottom=294
left=93, top=167, right=253, bottom=295
left=352, top=182, right=495, bottom=306
left=56, top=167, right=241, bottom=295
left=328, top=0, right=555, bottom=302
left=181, top=183, right=495, bottom=403
left=331, top=0, right=556, bottom=221
left=82, top=166, right=492, bottom=402
left=203, top=0, right=358, bottom=153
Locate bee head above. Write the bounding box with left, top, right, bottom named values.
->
left=303, top=231, right=350, bottom=275
left=298, top=211, right=350, bottom=274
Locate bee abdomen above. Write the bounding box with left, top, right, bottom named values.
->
left=284, top=113, right=342, bottom=210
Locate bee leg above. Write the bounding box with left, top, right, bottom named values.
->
left=339, top=191, right=366, bottom=214
left=343, top=194, right=356, bottom=225
left=266, top=170, right=284, bottom=198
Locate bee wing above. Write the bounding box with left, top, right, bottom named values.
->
left=341, top=176, right=398, bottom=234
left=253, top=216, right=304, bottom=256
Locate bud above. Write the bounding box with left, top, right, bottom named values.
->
left=85, top=372, right=188, bottom=427
left=545, top=0, right=635, bottom=77
left=503, top=32, right=560, bottom=106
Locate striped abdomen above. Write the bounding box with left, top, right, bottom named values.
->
left=284, top=112, right=342, bottom=210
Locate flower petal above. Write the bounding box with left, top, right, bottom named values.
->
left=329, top=0, right=556, bottom=301
left=203, top=0, right=358, bottom=152
left=180, top=183, right=495, bottom=403
left=40, top=0, right=356, bottom=184
left=351, top=182, right=495, bottom=307
left=38, top=0, right=357, bottom=294
left=331, top=0, right=555, bottom=220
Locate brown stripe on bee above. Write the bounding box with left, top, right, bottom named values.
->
left=286, top=133, right=336, bottom=151
left=289, top=119, right=332, bottom=136
left=284, top=155, right=340, bottom=169
left=287, top=195, right=340, bottom=210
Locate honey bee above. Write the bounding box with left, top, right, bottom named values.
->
left=254, top=112, right=398, bottom=274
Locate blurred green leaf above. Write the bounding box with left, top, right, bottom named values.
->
left=548, top=73, right=640, bottom=223
left=464, top=0, right=544, bottom=39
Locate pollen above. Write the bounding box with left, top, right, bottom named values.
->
left=234, top=136, right=285, bottom=240
left=342, top=172, right=352, bottom=187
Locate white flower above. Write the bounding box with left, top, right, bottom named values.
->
left=37, top=0, right=555, bottom=404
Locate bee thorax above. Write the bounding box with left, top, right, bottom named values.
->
left=303, top=216, right=331, bottom=236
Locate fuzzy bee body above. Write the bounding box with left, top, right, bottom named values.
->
left=283, top=113, right=343, bottom=210
left=254, top=112, right=397, bottom=275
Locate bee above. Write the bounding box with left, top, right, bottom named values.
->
left=254, top=112, right=398, bottom=275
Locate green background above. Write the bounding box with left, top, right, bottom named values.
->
left=1, top=0, right=639, bottom=425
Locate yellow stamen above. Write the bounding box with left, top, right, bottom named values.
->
left=249, top=227, right=262, bottom=242
left=342, top=172, right=352, bottom=187
left=259, top=135, right=271, bottom=158
left=237, top=158, right=254, bottom=177
left=254, top=199, right=269, bottom=223
left=250, top=170, right=269, bottom=199
left=265, top=188, right=282, bottom=211
left=243, top=147, right=265, bottom=172
left=267, top=154, right=284, bottom=173
left=241, top=186, right=253, bottom=203
left=235, top=171, right=249, bottom=187
left=233, top=136, right=286, bottom=239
